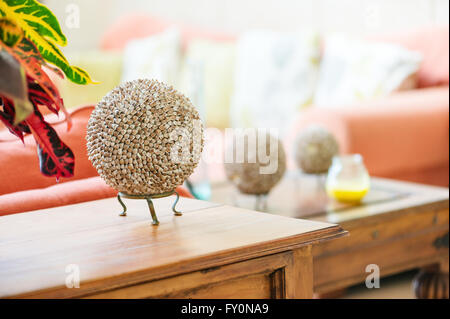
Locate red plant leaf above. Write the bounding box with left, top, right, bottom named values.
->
left=25, top=106, right=74, bottom=179
left=27, top=77, right=58, bottom=115
left=0, top=96, right=30, bottom=142
left=3, top=37, right=72, bottom=130
left=6, top=38, right=63, bottom=108
left=1, top=95, right=74, bottom=179
left=27, top=76, right=72, bottom=130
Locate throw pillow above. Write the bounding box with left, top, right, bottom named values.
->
left=121, top=28, right=181, bottom=86
left=230, top=30, right=320, bottom=135
left=50, top=51, right=123, bottom=109
left=178, top=39, right=235, bottom=128
left=314, top=34, right=422, bottom=107
left=369, top=26, right=449, bottom=88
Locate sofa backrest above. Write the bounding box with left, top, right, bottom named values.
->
left=0, top=106, right=98, bottom=195
left=100, top=13, right=235, bottom=51
left=102, top=15, right=449, bottom=89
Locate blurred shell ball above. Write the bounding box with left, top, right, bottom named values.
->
left=224, top=131, right=286, bottom=195
left=294, top=125, right=339, bottom=174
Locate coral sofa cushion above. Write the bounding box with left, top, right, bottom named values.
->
left=371, top=26, right=449, bottom=88
left=0, top=176, right=193, bottom=216
left=0, top=106, right=98, bottom=195
left=101, top=13, right=234, bottom=51
left=0, top=176, right=114, bottom=215
left=285, top=87, right=449, bottom=186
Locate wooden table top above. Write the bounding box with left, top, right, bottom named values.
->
left=0, top=196, right=345, bottom=298
left=211, top=173, right=449, bottom=225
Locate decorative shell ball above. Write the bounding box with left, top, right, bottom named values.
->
left=86, top=79, right=203, bottom=195
left=224, top=132, right=286, bottom=195
left=294, top=125, right=339, bottom=174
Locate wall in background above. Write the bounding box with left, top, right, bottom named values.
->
left=44, top=0, right=450, bottom=52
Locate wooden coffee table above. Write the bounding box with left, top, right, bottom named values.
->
left=211, top=174, right=449, bottom=299
left=0, top=196, right=345, bottom=299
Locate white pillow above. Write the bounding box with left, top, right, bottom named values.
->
left=314, top=34, right=422, bottom=107
left=121, top=28, right=181, bottom=86
left=230, top=30, right=320, bottom=135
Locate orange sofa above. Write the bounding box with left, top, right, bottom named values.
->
left=286, top=87, right=449, bottom=186
left=0, top=106, right=192, bottom=216
left=287, top=26, right=449, bottom=186
left=101, top=14, right=449, bottom=186
left=1, top=16, right=448, bottom=216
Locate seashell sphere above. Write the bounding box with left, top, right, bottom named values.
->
left=224, top=132, right=286, bottom=195
left=86, top=79, right=203, bottom=195
left=294, top=125, right=339, bottom=174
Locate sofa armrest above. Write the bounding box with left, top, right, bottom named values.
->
left=285, top=87, right=449, bottom=179
left=0, top=176, right=193, bottom=216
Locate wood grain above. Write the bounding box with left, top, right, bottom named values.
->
left=211, top=174, right=449, bottom=297
left=314, top=226, right=449, bottom=292
left=85, top=251, right=297, bottom=299
left=0, top=196, right=345, bottom=298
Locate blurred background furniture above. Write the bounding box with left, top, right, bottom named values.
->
left=4, top=15, right=447, bottom=215
left=210, top=173, right=450, bottom=299
left=286, top=86, right=449, bottom=186
left=43, top=14, right=449, bottom=187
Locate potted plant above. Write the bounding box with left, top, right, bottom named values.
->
left=0, top=0, right=94, bottom=180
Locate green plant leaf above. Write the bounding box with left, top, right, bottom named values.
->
left=0, top=0, right=66, bottom=46
left=30, top=35, right=96, bottom=84
left=0, top=0, right=95, bottom=85
left=2, top=35, right=73, bottom=129
left=6, top=37, right=64, bottom=110
left=0, top=17, right=23, bottom=47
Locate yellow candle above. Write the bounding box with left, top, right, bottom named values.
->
left=326, top=186, right=369, bottom=203
left=325, top=154, right=370, bottom=203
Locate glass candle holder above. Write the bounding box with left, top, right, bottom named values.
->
left=326, top=154, right=370, bottom=203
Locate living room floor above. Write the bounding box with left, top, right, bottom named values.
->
left=342, top=270, right=416, bottom=299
